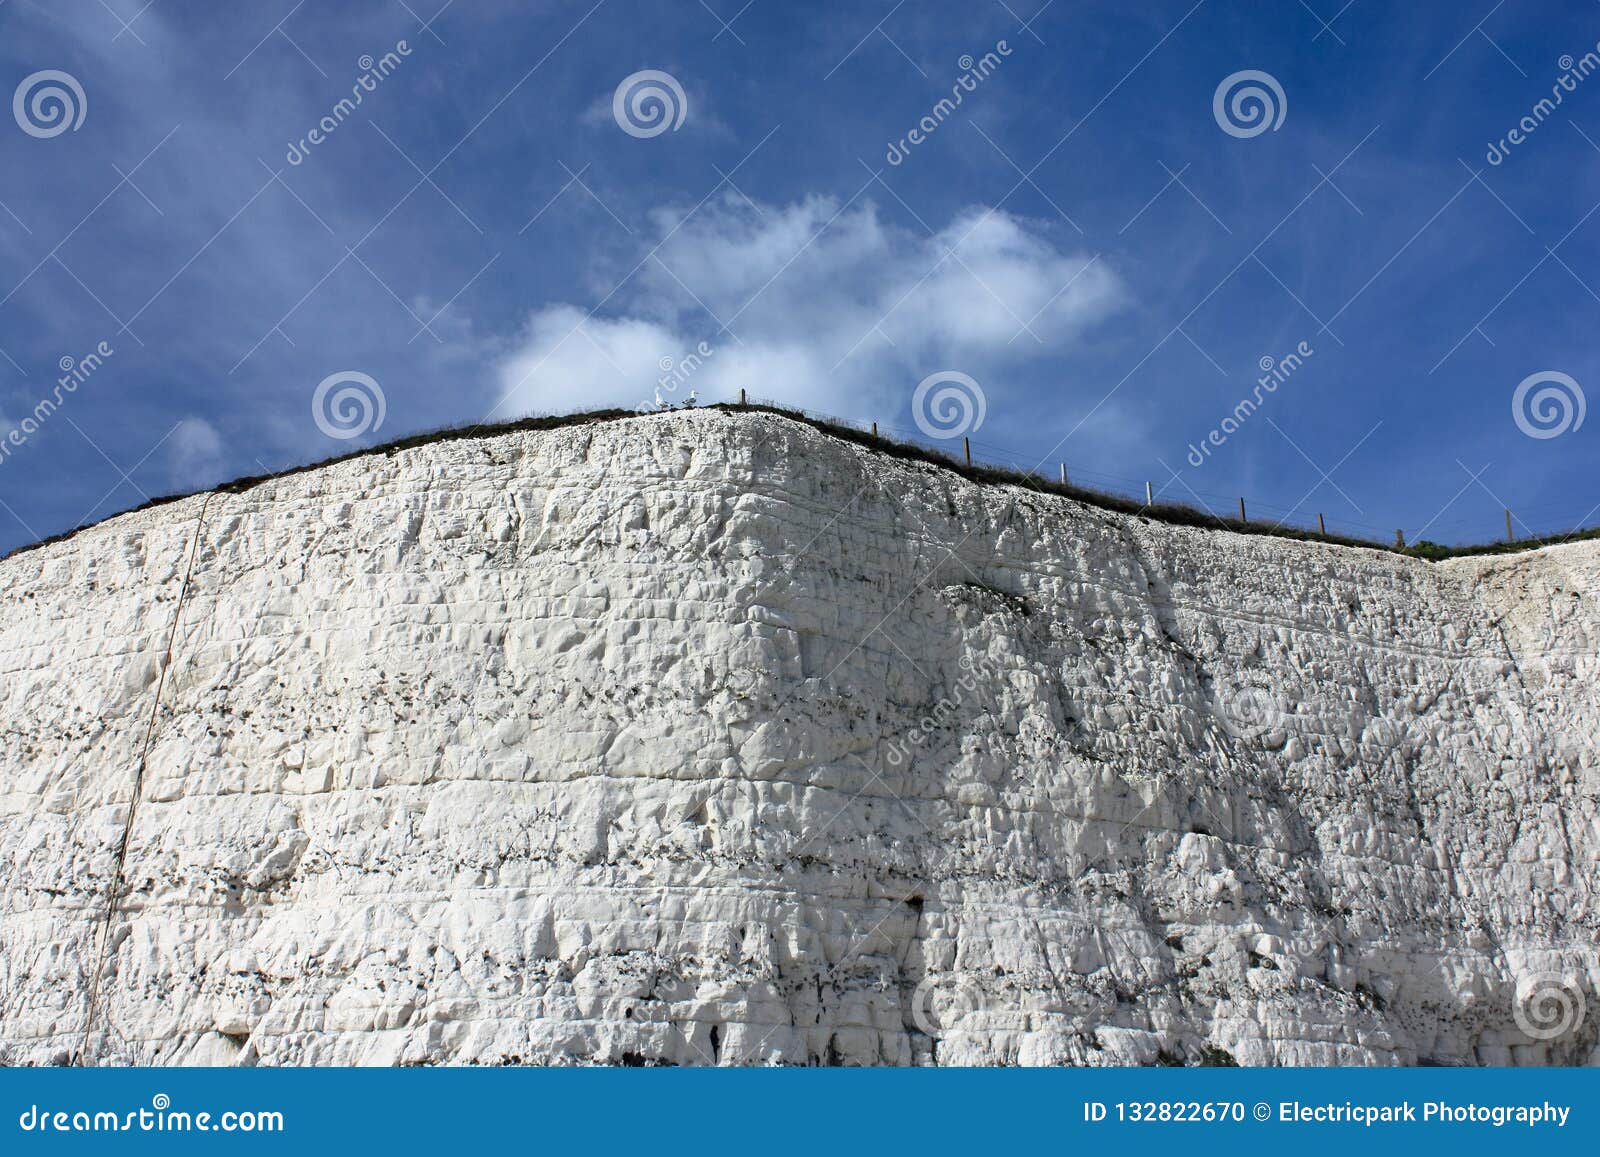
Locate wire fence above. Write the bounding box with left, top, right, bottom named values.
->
left=723, top=391, right=1600, bottom=553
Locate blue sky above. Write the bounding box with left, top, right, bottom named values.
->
left=1, top=0, right=1597, bottom=555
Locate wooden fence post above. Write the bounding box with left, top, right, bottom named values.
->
left=1238, top=498, right=1247, bottom=523
left=1506, top=508, right=1514, bottom=544
left=963, top=437, right=971, bottom=467
left=739, top=387, right=746, bottom=406
left=1317, top=513, right=1326, bottom=536
left=1145, top=481, right=1153, bottom=506
left=1059, top=463, right=1067, bottom=485
left=870, top=422, right=877, bottom=437
left=1395, top=529, right=1406, bottom=549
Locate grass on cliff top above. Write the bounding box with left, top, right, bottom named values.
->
left=7, top=403, right=1596, bottom=562
left=719, top=404, right=1598, bottom=560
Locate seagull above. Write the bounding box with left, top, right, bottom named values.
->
left=654, top=387, right=668, bottom=410
left=685, top=389, right=698, bottom=407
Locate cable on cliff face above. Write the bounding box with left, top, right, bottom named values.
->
left=75, top=492, right=212, bottom=1066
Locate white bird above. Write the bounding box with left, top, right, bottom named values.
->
left=686, top=389, right=698, bottom=407
left=654, top=388, right=668, bottom=410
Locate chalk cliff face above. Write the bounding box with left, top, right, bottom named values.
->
left=0, top=410, right=1595, bottom=1067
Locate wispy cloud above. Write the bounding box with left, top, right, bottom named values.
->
left=166, top=416, right=225, bottom=488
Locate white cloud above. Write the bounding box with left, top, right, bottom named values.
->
left=498, top=307, right=684, bottom=414
left=167, top=418, right=225, bottom=489
left=490, top=195, right=1126, bottom=425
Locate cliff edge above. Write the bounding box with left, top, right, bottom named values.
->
left=1, top=409, right=1595, bottom=1065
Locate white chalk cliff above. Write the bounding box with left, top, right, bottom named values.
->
left=1, top=409, right=1595, bottom=1066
